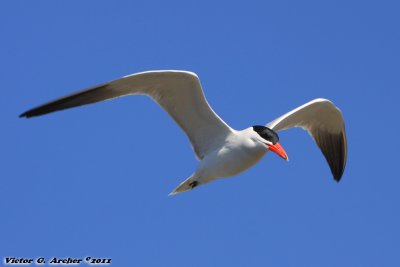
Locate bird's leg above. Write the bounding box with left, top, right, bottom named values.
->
left=189, top=181, right=199, bottom=189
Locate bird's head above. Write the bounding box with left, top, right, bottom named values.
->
left=252, top=125, right=289, bottom=161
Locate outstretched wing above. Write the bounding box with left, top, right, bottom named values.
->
left=267, top=98, right=347, bottom=181
left=20, top=70, right=233, bottom=159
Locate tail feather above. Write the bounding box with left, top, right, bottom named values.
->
left=169, top=176, right=199, bottom=196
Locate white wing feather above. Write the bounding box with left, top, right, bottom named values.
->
left=20, top=70, right=233, bottom=159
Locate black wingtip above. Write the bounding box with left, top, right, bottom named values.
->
left=315, top=129, right=347, bottom=183
left=19, top=111, right=34, bottom=118
left=333, top=163, right=344, bottom=182
left=333, top=174, right=342, bottom=182
left=334, top=131, right=347, bottom=183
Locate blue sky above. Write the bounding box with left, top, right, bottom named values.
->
left=1, top=0, right=399, bottom=266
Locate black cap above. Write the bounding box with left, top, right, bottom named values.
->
left=252, top=126, right=279, bottom=144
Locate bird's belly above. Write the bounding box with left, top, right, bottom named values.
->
left=199, top=146, right=267, bottom=179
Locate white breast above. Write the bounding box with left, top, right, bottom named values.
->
left=195, top=130, right=268, bottom=183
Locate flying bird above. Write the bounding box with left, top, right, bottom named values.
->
left=20, top=70, right=347, bottom=195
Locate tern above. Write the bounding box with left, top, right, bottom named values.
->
left=20, top=70, right=347, bottom=195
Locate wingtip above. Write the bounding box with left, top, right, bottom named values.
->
left=333, top=170, right=344, bottom=182
left=19, top=111, right=33, bottom=118
left=19, top=112, right=28, bottom=118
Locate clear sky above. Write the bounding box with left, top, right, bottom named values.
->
left=1, top=0, right=399, bottom=266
